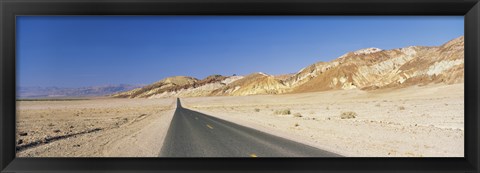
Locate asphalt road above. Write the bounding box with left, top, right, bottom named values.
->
left=159, top=98, right=341, bottom=157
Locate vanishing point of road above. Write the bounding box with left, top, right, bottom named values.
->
left=159, top=98, right=341, bottom=157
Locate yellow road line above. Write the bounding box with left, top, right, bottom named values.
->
left=250, top=154, right=257, bottom=157
left=206, top=124, right=213, bottom=129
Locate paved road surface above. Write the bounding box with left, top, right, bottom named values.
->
left=159, top=98, right=341, bottom=157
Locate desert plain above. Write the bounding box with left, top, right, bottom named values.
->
left=16, top=83, right=463, bottom=157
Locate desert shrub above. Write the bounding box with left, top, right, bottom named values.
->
left=254, top=108, right=260, bottom=112
left=398, top=106, right=406, bottom=110
left=19, top=132, right=28, bottom=136
left=340, top=111, right=357, bottom=119
left=293, top=113, right=303, bottom=117
left=294, top=123, right=300, bottom=127
left=274, top=109, right=291, bottom=115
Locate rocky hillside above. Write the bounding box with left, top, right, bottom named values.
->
left=287, top=36, right=464, bottom=92
left=113, top=36, right=464, bottom=98
left=210, top=73, right=289, bottom=96
left=112, top=75, right=242, bottom=98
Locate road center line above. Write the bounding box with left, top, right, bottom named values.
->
left=206, top=124, right=214, bottom=129
left=250, top=154, right=257, bottom=157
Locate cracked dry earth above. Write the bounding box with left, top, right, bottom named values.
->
left=16, top=98, right=176, bottom=157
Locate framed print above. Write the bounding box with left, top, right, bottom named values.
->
left=1, top=0, right=479, bottom=172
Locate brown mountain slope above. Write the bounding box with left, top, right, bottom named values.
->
left=211, top=73, right=288, bottom=96
left=112, top=75, right=244, bottom=98
left=289, top=36, right=464, bottom=93
left=113, top=36, right=464, bottom=98
left=112, top=76, right=199, bottom=98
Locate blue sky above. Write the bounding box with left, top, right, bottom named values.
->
left=17, top=16, right=463, bottom=87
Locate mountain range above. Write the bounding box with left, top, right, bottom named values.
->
left=18, top=84, right=143, bottom=99
left=112, top=36, right=464, bottom=99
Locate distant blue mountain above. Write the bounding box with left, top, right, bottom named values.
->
left=17, top=84, right=144, bottom=99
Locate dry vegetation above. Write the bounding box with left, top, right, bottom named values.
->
left=340, top=112, right=357, bottom=119
left=274, top=109, right=291, bottom=115
left=293, top=113, right=303, bottom=117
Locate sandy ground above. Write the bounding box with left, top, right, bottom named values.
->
left=16, top=84, right=464, bottom=157
left=16, top=98, right=176, bottom=157
left=182, top=84, right=464, bottom=157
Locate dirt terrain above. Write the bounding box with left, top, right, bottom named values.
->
left=16, top=98, right=176, bottom=157
left=182, top=83, right=464, bottom=157
left=16, top=83, right=463, bottom=157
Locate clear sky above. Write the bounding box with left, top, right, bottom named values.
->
left=17, top=16, right=463, bottom=88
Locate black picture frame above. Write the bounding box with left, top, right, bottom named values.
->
left=1, top=0, right=479, bottom=172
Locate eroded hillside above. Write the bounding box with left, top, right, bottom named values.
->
left=112, top=36, right=464, bottom=98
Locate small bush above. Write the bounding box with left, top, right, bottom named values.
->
left=274, top=109, right=291, bottom=115
left=294, top=123, right=300, bottom=127
left=293, top=113, right=303, bottom=117
left=254, top=108, right=260, bottom=112
left=19, top=132, right=28, bottom=136
left=398, top=106, right=406, bottom=110
left=340, top=111, right=357, bottom=119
